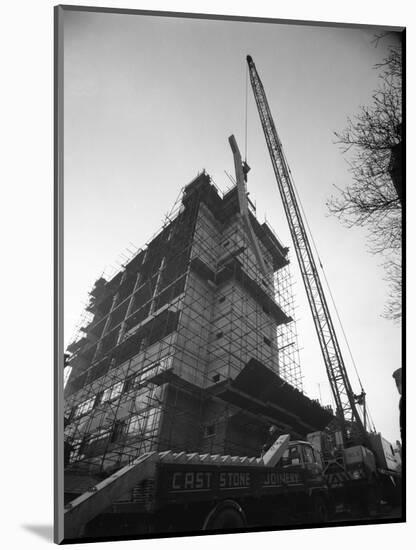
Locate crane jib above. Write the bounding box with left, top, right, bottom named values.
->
left=246, top=55, right=366, bottom=440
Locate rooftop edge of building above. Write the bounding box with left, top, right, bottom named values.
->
left=183, top=172, right=289, bottom=270
left=89, top=171, right=288, bottom=299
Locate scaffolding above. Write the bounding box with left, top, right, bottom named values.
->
left=63, top=172, right=305, bottom=483
left=275, top=261, right=303, bottom=391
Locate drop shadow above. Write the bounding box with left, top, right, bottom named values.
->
left=21, top=524, right=53, bottom=542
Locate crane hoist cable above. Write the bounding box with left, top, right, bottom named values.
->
left=282, top=148, right=375, bottom=430
left=284, top=148, right=365, bottom=394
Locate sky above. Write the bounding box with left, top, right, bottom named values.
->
left=63, top=10, right=402, bottom=444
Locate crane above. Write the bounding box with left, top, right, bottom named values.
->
left=246, top=55, right=367, bottom=444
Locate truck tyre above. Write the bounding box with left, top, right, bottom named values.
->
left=203, top=500, right=246, bottom=531
left=311, top=495, right=329, bottom=523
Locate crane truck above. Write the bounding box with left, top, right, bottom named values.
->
left=245, top=54, right=402, bottom=516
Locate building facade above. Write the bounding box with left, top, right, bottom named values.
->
left=64, top=172, right=331, bottom=497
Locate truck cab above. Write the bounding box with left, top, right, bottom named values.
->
left=281, top=441, right=326, bottom=490
left=282, top=441, right=323, bottom=470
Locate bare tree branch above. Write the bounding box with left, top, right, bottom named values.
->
left=328, top=38, right=403, bottom=322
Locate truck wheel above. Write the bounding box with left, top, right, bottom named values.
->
left=203, top=500, right=246, bottom=530
left=311, top=495, right=329, bottom=523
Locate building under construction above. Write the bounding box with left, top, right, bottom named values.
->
left=64, top=171, right=333, bottom=501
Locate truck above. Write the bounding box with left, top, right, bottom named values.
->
left=307, top=430, right=401, bottom=516
left=64, top=430, right=401, bottom=540
left=64, top=435, right=332, bottom=540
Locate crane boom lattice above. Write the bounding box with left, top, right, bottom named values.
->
left=246, top=55, right=365, bottom=436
